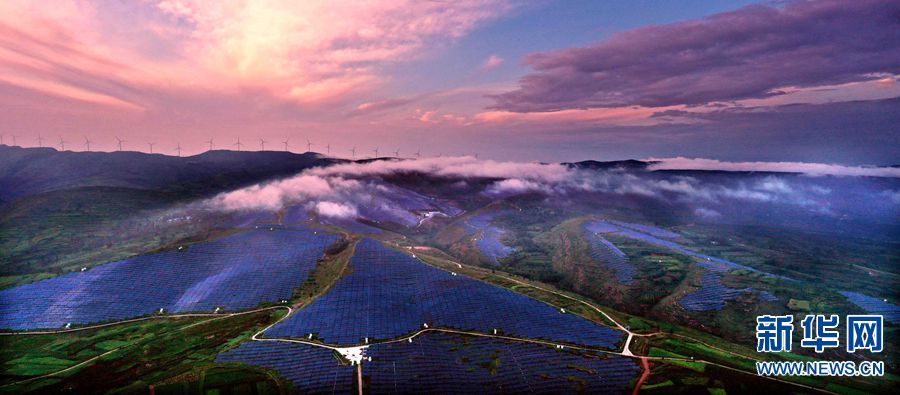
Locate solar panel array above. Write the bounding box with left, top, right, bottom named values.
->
left=839, top=291, right=900, bottom=324
left=215, top=341, right=354, bottom=393
left=266, top=239, right=622, bottom=348
left=282, top=205, right=312, bottom=224
left=583, top=220, right=789, bottom=280
left=583, top=225, right=634, bottom=284
left=219, top=210, right=277, bottom=228
left=678, top=272, right=775, bottom=311
left=365, top=332, right=640, bottom=394
left=608, top=220, right=681, bottom=239
left=348, top=184, right=462, bottom=228
left=465, top=212, right=514, bottom=264
left=0, top=227, right=337, bottom=330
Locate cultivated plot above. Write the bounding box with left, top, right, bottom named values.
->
left=0, top=227, right=336, bottom=330
left=265, top=239, right=622, bottom=348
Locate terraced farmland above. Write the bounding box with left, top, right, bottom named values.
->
left=365, top=332, right=640, bottom=393
left=265, top=239, right=622, bottom=348
left=0, top=227, right=337, bottom=330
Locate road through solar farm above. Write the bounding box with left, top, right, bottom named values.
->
left=2, top=158, right=896, bottom=394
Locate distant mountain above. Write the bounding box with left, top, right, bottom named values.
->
left=0, top=146, right=337, bottom=203
left=564, top=159, right=651, bottom=170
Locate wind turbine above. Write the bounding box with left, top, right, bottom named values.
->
left=282, top=138, right=289, bottom=151
left=84, top=136, right=92, bottom=151
left=205, top=138, right=214, bottom=151
left=234, top=137, right=242, bottom=151
left=175, top=143, right=182, bottom=157
left=58, top=137, right=66, bottom=151
left=36, top=134, right=43, bottom=147
left=115, top=136, right=125, bottom=151
left=393, top=148, right=400, bottom=157
left=259, top=138, right=267, bottom=151
left=326, top=143, right=331, bottom=155
left=148, top=142, right=155, bottom=154
left=373, top=147, right=379, bottom=158
left=350, top=147, right=357, bottom=159
left=306, top=138, right=313, bottom=152
left=415, top=149, right=421, bottom=158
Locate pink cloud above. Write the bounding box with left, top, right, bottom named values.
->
left=480, top=55, right=504, bottom=71
left=1, top=0, right=513, bottom=108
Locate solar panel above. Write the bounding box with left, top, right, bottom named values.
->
left=265, top=239, right=623, bottom=348
left=366, top=332, right=640, bottom=393
left=0, top=227, right=337, bottom=330
left=583, top=224, right=634, bottom=284
left=840, top=291, right=900, bottom=323
left=215, top=341, right=354, bottom=393
left=678, top=272, right=776, bottom=311
left=465, top=212, right=514, bottom=264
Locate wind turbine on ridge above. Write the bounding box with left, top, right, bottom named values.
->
left=393, top=148, right=400, bottom=157
left=148, top=142, right=155, bottom=154
left=205, top=138, right=214, bottom=151
left=234, top=137, right=243, bottom=151
left=350, top=147, right=357, bottom=159
left=415, top=149, right=421, bottom=159
left=84, top=136, right=92, bottom=151
left=259, top=138, right=267, bottom=151
left=36, top=134, right=43, bottom=148
left=306, top=138, right=313, bottom=152
left=373, top=147, right=379, bottom=158
left=115, top=136, right=125, bottom=151
left=282, top=138, right=289, bottom=151
left=175, top=143, right=182, bottom=157
left=58, top=137, right=66, bottom=151
left=326, top=143, right=331, bottom=155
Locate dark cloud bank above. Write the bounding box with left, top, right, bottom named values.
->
left=491, top=0, right=900, bottom=112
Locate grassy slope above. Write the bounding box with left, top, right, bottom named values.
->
left=0, top=309, right=286, bottom=394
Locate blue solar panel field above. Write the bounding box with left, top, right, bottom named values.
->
left=583, top=224, right=634, bottom=284
left=265, top=239, right=623, bottom=348
left=608, top=220, right=681, bottom=239
left=0, top=227, right=337, bottom=330
left=583, top=220, right=789, bottom=280
left=219, top=209, right=277, bottom=228
left=365, top=332, right=640, bottom=394
left=840, top=291, right=900, bottom=324
left=215, top=341, right=354, bottom=393
left=679, top=272, right=776, bottom=311
left=465, top=212, right=515, bottom=264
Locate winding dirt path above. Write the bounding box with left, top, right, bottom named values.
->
left=631, top=357, right=650, bottom=395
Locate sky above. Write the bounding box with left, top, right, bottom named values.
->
left=1, top=0, right=898, bottom=164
